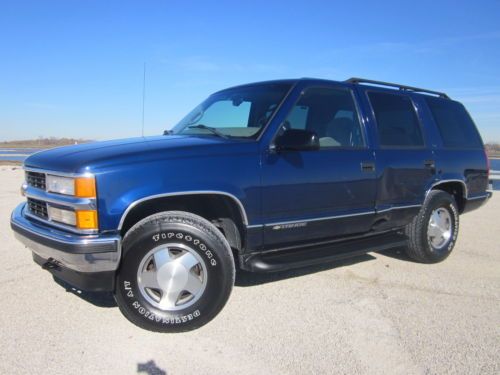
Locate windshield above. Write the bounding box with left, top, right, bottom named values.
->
left=171, top=83, right=292, bottom=138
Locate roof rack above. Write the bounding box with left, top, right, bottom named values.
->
left=346, top=77, right=450, bottom=99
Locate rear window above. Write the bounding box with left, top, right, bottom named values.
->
left=368, top=92, right=424, bottom=147
left=425, top=97, right=483, bottom=149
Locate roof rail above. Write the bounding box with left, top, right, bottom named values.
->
left=346, top=77, right=450, bottom=99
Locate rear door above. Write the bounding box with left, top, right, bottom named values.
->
left=261, top=83, right=377, bottom=249
left=357, top=88, right=436, bottom=229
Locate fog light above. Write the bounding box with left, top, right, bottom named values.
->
left=47, top=206, right=77, bottom=226
left=76, top=210, right=98, bottom=230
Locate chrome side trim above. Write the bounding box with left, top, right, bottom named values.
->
left=426, top=179, right=468, bottom=199
left=118, top=191, right=250, bottom=229
left=263, top=210, right=375, bottom=228
left=376, top=204, right=422, bottom=214
left=252, top=204, right=423, bottom=229
left=246, top=224, right=264, bottom=229
left=466, top=194, right=489, bottom=201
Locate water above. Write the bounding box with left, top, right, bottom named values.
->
left=491, top=159, right=500, bottom=190
left=0, top=148, right=42, bottom=161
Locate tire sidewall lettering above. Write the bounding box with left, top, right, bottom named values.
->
left=117, top=214, right=235, bottom=332
left=151, top=230, right=217, bottom=266
left=128, top=294, right=201, bottom=325
left=121, top=230, right=219, bottom=326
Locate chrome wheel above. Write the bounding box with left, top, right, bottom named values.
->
left=137, top=243, right=207, bottom=311
left=427, top=207, right=452, bottom=249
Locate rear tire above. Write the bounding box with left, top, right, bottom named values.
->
left=114, top=211, right=235, bottom=332
left=404, top=190, right=459, bottom=263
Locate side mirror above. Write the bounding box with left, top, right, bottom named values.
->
left=274, top=129, right=320, bottom=152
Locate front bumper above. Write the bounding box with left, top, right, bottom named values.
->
left=10, top=203, right=121, bottom=291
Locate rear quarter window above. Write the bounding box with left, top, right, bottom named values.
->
left=368, top=91, right=424, bottom=148
left=425, top=97, right=483, bottom=149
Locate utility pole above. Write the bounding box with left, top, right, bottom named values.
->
left=141, top=62, right=146, bottom=137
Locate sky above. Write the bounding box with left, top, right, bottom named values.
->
left=1, top=0, right=499, bottom=143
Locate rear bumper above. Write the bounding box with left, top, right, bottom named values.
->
left=10, top=203, right=120, bottom=291
left=462, top=191, right=492, bottom=214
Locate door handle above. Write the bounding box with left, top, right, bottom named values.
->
left=424, top=159, right=436, bottom=175
left=424, top=160, right=435, bottom=168
left=361, top=162, right=375, bottom=172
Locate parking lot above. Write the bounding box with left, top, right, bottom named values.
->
left=1, top=166, right=499, bottom=375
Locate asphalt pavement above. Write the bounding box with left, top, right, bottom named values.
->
left=1, top=167, right=499, bottom=375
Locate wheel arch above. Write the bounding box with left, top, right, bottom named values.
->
left=118, top=192, right=248, bottom=253
left=427, top=179, right=467, bottom=213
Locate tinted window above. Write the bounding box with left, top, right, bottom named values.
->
left=173, top=83, right=291, bottom=138
left=425, top=97, right=483, bottom=148
left=197, top=100, right=251, bottom=128
left=369, top=92, right=424, bottom=147
left=284, top=87, right=364, bottom=148
left=286, top=105, right=309, bottom=130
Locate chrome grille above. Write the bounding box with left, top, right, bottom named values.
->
left=26, top=171, right=46, bottom=190
left=27, top=197, right=48, bottom=219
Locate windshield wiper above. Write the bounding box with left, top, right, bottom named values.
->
left=188, top=124, right=229, bottom=139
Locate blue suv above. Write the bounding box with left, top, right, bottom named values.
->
left=11, top=78, right=491, bottom=332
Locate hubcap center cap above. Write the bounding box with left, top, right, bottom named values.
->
left=427, top=207, right=452, bottom=249
left=137, top=243, right=208, bottom=311
left=157, top=262, right=188, bottom=292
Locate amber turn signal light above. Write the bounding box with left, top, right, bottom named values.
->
left=76, top=210, right=98, bottom=230
left=75, top=177, right=96, bottom=198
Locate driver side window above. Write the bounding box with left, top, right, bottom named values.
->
left=284, top=87, right=364, bottom=148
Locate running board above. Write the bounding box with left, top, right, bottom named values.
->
left=242, top=232, right=407, bottom=273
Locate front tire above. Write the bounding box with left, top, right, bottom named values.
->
left=114, top=211, right=235, bottom=332
left=404, top=190, right=459, bottom=263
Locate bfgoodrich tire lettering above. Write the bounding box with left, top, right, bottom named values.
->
left=404, top=190, right=459, bottom=263
left=114, top=211, right=235, bottom=332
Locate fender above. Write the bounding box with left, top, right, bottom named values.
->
left=117, top=190, right=249, bottom=230
left=425, top=178, right=468, bottom=200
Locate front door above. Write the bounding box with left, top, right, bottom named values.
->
left=261, top=84, right=376, bottom=249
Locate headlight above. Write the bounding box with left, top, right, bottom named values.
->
left=46, top=175, right=75, bottom=195
left=46, top=175, right=96, bottom=198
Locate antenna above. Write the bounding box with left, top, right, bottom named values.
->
left=141, top=62, right=146, bottom=137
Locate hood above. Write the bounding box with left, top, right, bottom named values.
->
left=24, top=135, right=249, bottom=173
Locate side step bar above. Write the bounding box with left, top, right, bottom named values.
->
left=242, top=232, right=408, bottom=273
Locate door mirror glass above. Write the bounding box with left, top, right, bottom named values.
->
left=274, top=128, right=320, bottom=152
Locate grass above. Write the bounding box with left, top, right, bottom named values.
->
left=0, top=160, right=22, bottom=166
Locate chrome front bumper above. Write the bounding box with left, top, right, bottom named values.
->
left=10, top=203, right=121, bottom=273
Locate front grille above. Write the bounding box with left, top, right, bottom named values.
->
left=27, top=197, right=48, bottom=219
left=26, top=171, right=46, bottom=190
